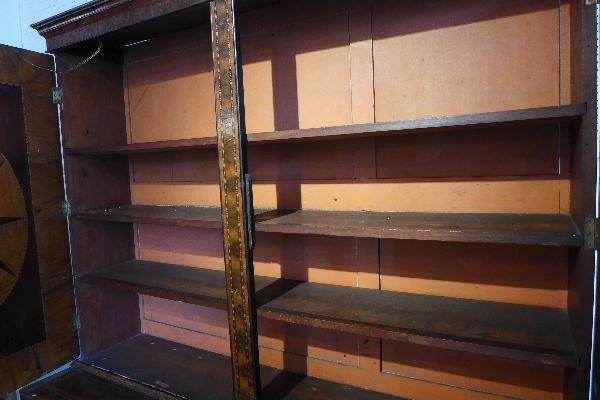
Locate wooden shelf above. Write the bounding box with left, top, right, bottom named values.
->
left=66, top=136, right=218, bottom=155
left=79, top=260, right=578, bottom=367
left=259, top=278, right=577, bottom=367
left=20, top=367, right=156, bottom=400
left=78, top=259, right=277, bottom=308
left=65, top=104, right=586, bottom=155
left=74, top=205, right=222, bottom=229
left=76, top=334, right=403, bottom=400
left=74, top=205, right=583, bottom=246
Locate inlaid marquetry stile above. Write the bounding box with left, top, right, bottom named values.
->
left=211, top=0, right=261, bottom=399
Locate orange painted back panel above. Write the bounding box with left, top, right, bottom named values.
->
left=122, top=1, right=572, bottom=398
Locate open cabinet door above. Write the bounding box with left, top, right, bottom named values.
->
left=0, top=44, right=77, bottom=395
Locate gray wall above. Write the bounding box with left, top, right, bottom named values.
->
left=0, top=0, right=88, bottom=52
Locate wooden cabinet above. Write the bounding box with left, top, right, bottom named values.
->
left=0, top=0, right=597, bottom=399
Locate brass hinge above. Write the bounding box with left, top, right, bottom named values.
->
left=52, top=86, right=63, bottom=104
left=584, top=217, right=600, bottom=249
left=62, top=200, right=71, bottom=218
left=73, top=313, right=81, bottom=331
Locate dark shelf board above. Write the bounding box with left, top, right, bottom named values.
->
left=79, top=260, right=578, bottom=367
left=259, top=279, right=577, bottom=368
left=78, top=259, right=277, bottom=308
left=65, top=136, right=218, bottom=155
left=74, top=205, right=583, bottom=246
left=255, top=209, right=582, bottom=246
left=65, top=103, right=586, bottom=155
left=74, top=204, right=222, bottom=229
left=20, top=367, right=157, bottom=400
left=80, top=334, right=403, bottom=400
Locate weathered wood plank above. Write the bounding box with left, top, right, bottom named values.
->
left=255, top=209, right=582, bottom=246
left=78, top=259, right=275, bottom=308
left=74, top=205, right=582, bottom=246
left=78, top=260, right=578, bottom=367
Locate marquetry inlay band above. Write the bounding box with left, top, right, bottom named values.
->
left=211, top=1, right=261, bottom=399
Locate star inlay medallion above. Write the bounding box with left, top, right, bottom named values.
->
left=0, top=153, right=28, bottom=305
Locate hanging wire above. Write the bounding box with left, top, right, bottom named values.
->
left=16, top=42, right=103, bottom=74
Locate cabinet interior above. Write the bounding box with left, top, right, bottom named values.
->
left=52, top=1, right=593, bottom=399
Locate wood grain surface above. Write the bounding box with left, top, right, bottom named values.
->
left=74, top=205, right=582, bottom=246
left=0, top=45, right=76, bottom=394
left=79, top=260, right=577, bottom=367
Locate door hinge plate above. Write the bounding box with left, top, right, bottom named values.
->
left=62, top=200, right=71, bottom=218
left=584, top=217, right=600, bottom=249
left=73, top=313, right=81, bottom=331
left=52, top=86, right=62, bottom=104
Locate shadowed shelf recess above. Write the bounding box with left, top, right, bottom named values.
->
left=65, top=103, right=586, bottom=155
left=19, top=366, right=157, bottom=400
left=74, top=205, right=582, bottom=246
left=78, top=260, right=578, bottom=367
left=22, top=334, right=405, bottom=400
